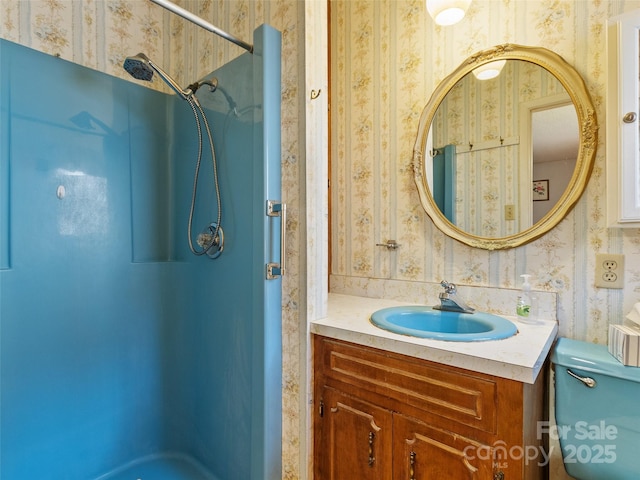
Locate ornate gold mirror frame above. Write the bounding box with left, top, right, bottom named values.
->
left=413, top=44, right=598, bottom=250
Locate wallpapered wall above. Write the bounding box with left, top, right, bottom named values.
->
left=0, top=1, right=304, bottom=479
left=330, top=0, right=640, bottom=347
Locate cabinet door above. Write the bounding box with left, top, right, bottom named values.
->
left=315, top=387, right=393, bottom=480
left=607, top=9, right=640, bottom=226
left=393, top=414, right=496, bottom=480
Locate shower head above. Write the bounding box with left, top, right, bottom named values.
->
left=123, top=53, right=154, bottom=81
left=123, top=53, right=193, bottom=101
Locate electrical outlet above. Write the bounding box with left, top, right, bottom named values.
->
left=595, top=253, right=625, bottom=288
left=504, top=204, right=515, bottom=221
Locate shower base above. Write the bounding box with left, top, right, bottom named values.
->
left=97, top=453, right=219, bottom=480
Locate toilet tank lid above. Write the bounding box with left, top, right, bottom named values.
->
left=552, top=337, right=640, bottom=384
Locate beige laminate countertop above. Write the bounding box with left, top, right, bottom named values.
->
left=310, top=293, right=559, bottom=384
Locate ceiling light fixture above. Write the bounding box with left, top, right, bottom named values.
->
left=472, top=60, right=507, bottom=80
left=426, top=0, right=471, bottom=26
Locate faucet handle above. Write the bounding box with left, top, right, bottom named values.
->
left=440, top=280, right=457, bottom=293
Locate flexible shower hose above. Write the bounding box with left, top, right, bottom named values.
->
left=186, top=95, right=222, bottom=256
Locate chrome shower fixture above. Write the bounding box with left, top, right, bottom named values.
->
left=123, top=53, right=196, bottom=101
left=197, top=222, right=224, bottom=259
left=188, top=74, right=219, bottom=94
left=123, top=52, right=225, bottom=259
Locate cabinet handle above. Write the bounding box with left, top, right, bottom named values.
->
left=368, top=431, right=375, bottom=466
left=494, top=471, right=505, bottom=480
left=623, top=112, right=637, bottom=123
left=409, top=451, right=416, bottom=480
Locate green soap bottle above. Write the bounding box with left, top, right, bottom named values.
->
left=516, top=274, right=535, bottom=323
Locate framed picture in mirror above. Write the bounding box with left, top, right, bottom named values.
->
left=533, top=180, right=549, bottom=201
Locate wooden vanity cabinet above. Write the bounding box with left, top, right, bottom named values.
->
left=313, top=336, right=547, bottom=480
left=316, top=387, right=393, bottom=479
left=392, top=413, right=496, bottom=479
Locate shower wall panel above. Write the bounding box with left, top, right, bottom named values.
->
left=0, top=40, right=172, bottom=478
left=165, top=25, right=283, bottom=479
left=0, top=52, right=8, bottom=270
left=0, top=24, right=281, bottom=480
left=129, top=90, right=173, bottom=263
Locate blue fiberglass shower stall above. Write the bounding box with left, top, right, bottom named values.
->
left=0, top=25, right=282, bottom=480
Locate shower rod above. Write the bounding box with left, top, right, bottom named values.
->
left=150, top=0, right=253, bottom=53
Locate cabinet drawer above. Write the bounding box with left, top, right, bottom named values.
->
left=317, top=337, right=498, bottom=433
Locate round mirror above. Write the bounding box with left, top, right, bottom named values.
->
left=413, top=44, right=597, bottom=250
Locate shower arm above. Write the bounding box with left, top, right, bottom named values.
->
left=149, top=0, right=254, bottom=53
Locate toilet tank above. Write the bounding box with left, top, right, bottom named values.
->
left=552, top=337, right=640, bottom=480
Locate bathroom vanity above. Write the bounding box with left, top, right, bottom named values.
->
left=311, top=294, right=558, bottom=480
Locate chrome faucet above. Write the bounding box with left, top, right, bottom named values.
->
left=434, top=281, right=475, bottom=314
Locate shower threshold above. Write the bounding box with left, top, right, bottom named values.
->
left=96, top=453, right=219, bottom=480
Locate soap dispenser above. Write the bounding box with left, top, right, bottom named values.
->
left=516, top=274, right=536, bottom=323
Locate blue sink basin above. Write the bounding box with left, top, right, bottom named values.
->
left=370, top=306, right=518, bottom=342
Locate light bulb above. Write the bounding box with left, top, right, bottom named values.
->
left=426, top=0, right=471, bottom=26
left=472, top=60, right=507, bottom=80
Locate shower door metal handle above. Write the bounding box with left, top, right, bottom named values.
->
left=266, top=200, right=286, bottom=279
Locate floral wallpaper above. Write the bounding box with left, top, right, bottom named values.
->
left=330, top=0, right=640, bottom=344
left=0, top=1, right=306, bottom=478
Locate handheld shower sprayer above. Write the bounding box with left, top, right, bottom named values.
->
left=122, top=53, right=224, bottom=259
left=123, top=53, right=198, bottom=102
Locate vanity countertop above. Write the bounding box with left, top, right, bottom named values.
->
left=310, top=293, right=558, bottom=384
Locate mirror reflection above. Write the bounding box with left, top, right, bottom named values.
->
left=425, top=59, right=579, bottom=237
left=413, top=44, right=597, bottom=250
left=531, top=103, right=578, bottom=223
